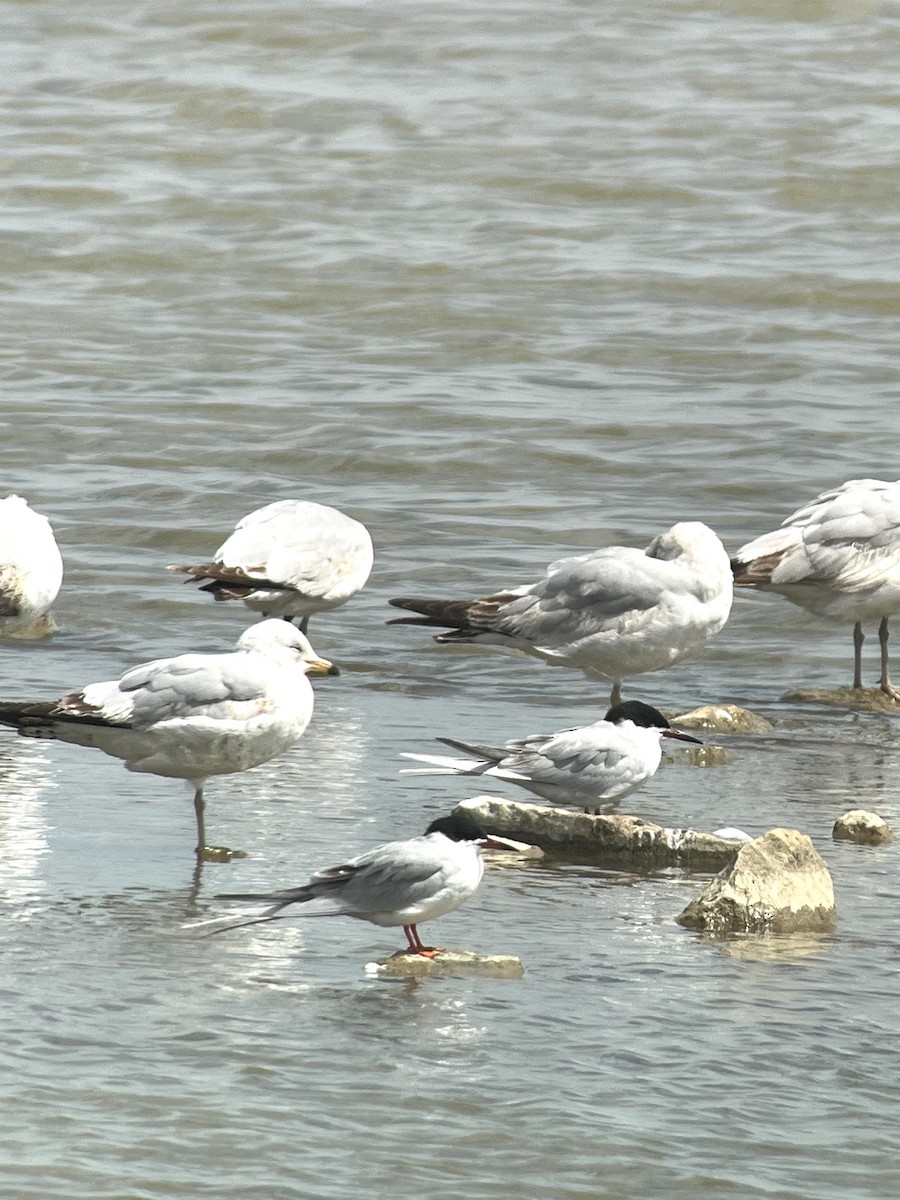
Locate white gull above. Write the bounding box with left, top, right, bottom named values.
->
left=0, top=495, right=63, bottom=638
left=169, top=499, right=374, bottom=633
left=390, top=522, right=733, bottom=705
left=732, top=478, right=900, bottom=700
left=0, top=619, right=336, bottom=857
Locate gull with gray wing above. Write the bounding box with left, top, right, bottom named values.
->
left=0, top=620, right=337, bottom=857
left=390, top=522, right=733, bottom=704
left=732, top=478, right=900, bottom=700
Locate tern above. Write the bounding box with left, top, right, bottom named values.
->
left=389, top=522, right=733, bottom=704
left=0, top=620, right=337, bottom=857
left=732, top=478, right=900, bottom=700
left=169, top=499, right=374, bottom=633
left=400, top=700, right=701, bottom=806
left=213, top=812, right=507, bottom=957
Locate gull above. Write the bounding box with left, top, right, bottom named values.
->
left=389, top=522, right=733, bottom=704
left=212, top=812, right=509, bottom=957
left=0, top=495, right=63, bottom=638
left=0, top=620, right=337, bottom=858
left=731, top=478, right=900, bottom=700
left=400, top=699, right=701, bottom=806
left=169, top=499, right=374, bottom=633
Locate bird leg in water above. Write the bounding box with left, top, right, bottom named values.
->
left=853, top=621, right=864, bottom=689
left=403, top=924, right=444, bottom=959
left=193, top=784, right=206, bottom=857
left=878, top=617, right=900, bottom=702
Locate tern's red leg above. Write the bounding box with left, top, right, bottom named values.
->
left=403, top=924, right=444, bottom=958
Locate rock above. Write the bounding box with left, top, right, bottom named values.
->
left=454, top=796, right=742, bottom=869
left=677, top=828, right=836, bottom=934
left=782, top=686, right=900, bottom=714
left=672, top=704, right=774, bottom=734
left=832, top=809, right=893, bottom=845
left=367, top=949, right=525, bottom=979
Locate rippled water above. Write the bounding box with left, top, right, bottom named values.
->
left=2, top=2, right=900, bottom=1198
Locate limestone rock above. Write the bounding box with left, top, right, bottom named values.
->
left=782, top=686, right=900, bottom=714
left=832, top=809, right=893, bottom=845
left=454, top=796, right=741, bottom=869
left=672, top=704, right=774, bottom=734
left=367, top=949, right=525, bottom=979
left=677, top=828, right=836, bottom=934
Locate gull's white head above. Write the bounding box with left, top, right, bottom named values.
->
left=237, top=619, right=338, bottom=675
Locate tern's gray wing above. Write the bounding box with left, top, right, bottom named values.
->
left=307, top=837, right=447, bottom=917
left=501, top=725, right=636, bottom=791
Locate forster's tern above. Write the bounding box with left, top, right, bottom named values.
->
left=401, top=699, right=701, bottom=806
left=213, top=812, right=505, bottom=957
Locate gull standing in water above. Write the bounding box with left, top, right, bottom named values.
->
left=169, top=499, right=374, bottom=633
left=0, top=620, right=337, bottom=858
left=212, top=812, right=508, bottom=957
left=0, top=495, right=63, bottom=638
left=731, top=478, right=900, bottom=700
left=400, top=700, right=701, bottom=806
left=390, top=522, right=733, bottom=705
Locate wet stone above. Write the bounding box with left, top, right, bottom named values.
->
left=832, top=809, right=893, bottom=845
left=672, top=704, right=774, bottom=734
left=454, top=796, right=742, bottom=869
left=782, top=686, right=900, bottom=714
left=368, top=949, right=525, bottom=979
left=677, top=828, right=836, bottom=935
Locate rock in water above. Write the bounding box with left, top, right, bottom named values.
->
left=832, top=809, right=893, bottom=845
left=672, top=704, right=774, bottom=734
left=677, top=828, right=836, bottom=934
left=367, top=949, right=525, bottom=979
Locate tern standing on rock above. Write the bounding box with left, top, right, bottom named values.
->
left=0, top=620, right=337, bottom=858
left=213, top=812, right=509, bottom=957
left=401, top=700, right=701, bottom=806
left=732, top=478, right=900, bottom=701
left=390, top=522, right=733, bottom=705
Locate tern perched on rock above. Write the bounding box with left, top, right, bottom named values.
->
left=0, top=620, right=337, bottom=857
left=401, top=700, right=701, bottom=806
left=0, top=494, right=63, bottom=638
left=732, top=479, right=900, bottom=700
left=169, top=499, right=374, bottom=633
left=390, top=522, right=733, bottom=704
left=212, top=812, right=509, bottom=957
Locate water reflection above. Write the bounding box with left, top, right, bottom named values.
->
left=0, top=742, right=55, bottom=916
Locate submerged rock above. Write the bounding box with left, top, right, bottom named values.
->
left=677, top=828, right=836, bottom=934
left=782, top=686, right=900, bottom=714
left=672, top=704, right=774, bottom=734
left=832, top=809, right=893, bottom=845
left=367, top=949, right=525, bottom=979
left=454, top=796, right=742, bottom=869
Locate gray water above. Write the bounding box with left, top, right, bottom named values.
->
left=2, top=1, right=900, bottom=1197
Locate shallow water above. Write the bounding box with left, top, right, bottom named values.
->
left=2, top=2, right=900, bottom=1197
